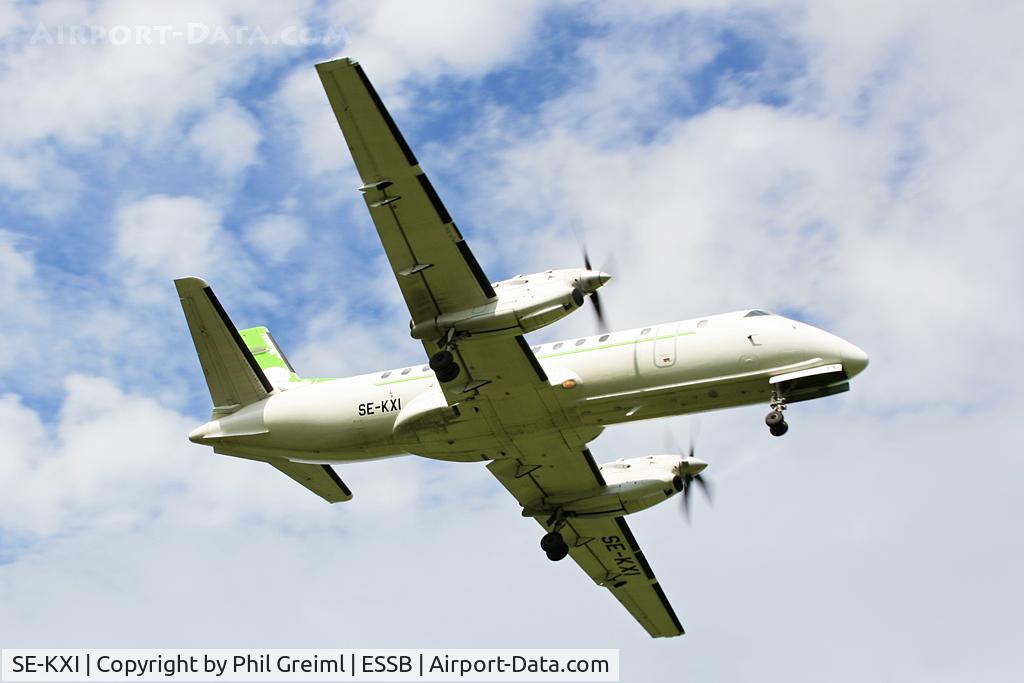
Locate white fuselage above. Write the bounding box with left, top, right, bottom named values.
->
left=189, top=310, right=868, bottom=464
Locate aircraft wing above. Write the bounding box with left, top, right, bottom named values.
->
left=317, top=57, right=683, bottom=637
left=489, top=453, right=685, bottom=638
left=316, top=58, right=495, bottom=330
left=317, top=58, right=546, bottom=402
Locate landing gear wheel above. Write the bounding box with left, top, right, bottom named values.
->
left=435, top=362, right=460, bottom=383
left=545, top=541, right=569, bottom=562
left=540, top=531, right=563, bottom=552
left=765, top=410, right=785, bottom=427
left=769, top=420, right=789, bottom=437
left=429, top=350, right=454, bottom=371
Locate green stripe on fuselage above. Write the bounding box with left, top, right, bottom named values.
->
left=371, top=329, right=698, bottom=386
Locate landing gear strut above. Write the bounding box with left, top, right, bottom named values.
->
left=540, top=510, right=570, bottom=561
left=765, top=387, right=789, bottom=437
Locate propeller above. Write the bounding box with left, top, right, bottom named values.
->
left=582, top=247, right=609, bottom=332
left=666, top=422, right=712, bottom=522
left=573, top=222, right=613, bottom=333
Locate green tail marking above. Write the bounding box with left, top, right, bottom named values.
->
left=239, top=326, right=301, bottom=383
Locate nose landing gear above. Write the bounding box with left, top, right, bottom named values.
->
left=765, top=386, right=789, bottom=436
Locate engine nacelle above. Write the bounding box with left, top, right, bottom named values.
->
left=526, top=455, right=706, bottom=518
left=409, top=268, right=609, bottom=341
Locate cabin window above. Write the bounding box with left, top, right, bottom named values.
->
left=401, top=368, right=411, bottom=375
left=531, top=346, right=541, bottom=352
left=599, top=334, right=609, bottom=342
left=575, top=338, right=585, bottom=346
left=697, top=319, right=708, bottom=329
left=641, top=327, right=651, bottom=335
left=420, top=365, right=429, bottom=372
left=553, top=342, right=564, bottom=350
left=381, top=371, right=391, bottom=378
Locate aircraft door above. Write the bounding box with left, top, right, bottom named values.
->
left=653, top=322, right=679, bottom=368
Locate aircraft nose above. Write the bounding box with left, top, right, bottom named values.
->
left=839, top=339, right=869, bottom=377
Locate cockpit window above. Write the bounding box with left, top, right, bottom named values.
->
left=744, top=310, right=772, bottom=317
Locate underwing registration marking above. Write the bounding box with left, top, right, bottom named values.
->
left=602, top=535, right=642, bottom=576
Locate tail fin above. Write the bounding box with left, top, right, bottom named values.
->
left=175, top=277, right=273, bottom=416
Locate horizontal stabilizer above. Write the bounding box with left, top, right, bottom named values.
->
left=175, top=277, right=273, bottom=416
left=215, top=448, right=354, bottom=504
left=269, top=461, right=353, bottom=503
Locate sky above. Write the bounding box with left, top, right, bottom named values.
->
left=1, top=0, right=1022, bottom=680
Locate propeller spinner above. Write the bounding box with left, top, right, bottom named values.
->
left=668, top=429, right=713, bottom=522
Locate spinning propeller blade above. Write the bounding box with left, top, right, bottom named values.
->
left=668, top=422, right=712, bottom=523
left=574, top=222, right=612, bottom=333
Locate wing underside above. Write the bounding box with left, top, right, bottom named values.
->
left=317, top=57, right=682, bottom=637
left=489, top=440, right=684, bottom=638
left=316, top=58, right=495, bottom=326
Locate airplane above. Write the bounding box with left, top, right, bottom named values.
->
left=176, top=58, right=869, bottom=638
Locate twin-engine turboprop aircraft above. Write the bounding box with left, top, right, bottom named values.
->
left=176, top=58, right=868, bottom=638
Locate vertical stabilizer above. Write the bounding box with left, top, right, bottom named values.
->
left=175, top=277, right=273, bottom=416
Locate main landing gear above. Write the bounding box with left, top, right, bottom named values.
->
left=429, top=349, right=460, bottom=383
left=540, top=531, right=569, bottom=561
left=540, top=509, right=570, bottom=561
left=765, top=386, right=789, bottom=437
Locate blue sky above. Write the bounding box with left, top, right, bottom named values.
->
left=1, top=1, right=1023, bottom=681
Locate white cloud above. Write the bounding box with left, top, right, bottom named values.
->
left=0, top=230, right=34, bottom=295
left=113, top=194, right=224, bottom=279
left=0, top=373, right=423, bottom=539
left=0, top=375, right=193, bottom=536
left=273, top=0, right=547, bottom=176
left=0, top=231, right=56, bottom=377
left=187, top=99, right=263, bottom=175
left=272, top=64, right=357, bottom=176
left=0, top=1, right=316, bottom=149
left=0, top=0, right=318, bottom=212
left=333, top=0, right=546, bottom=88
left=244, top=213, right=308, bottom=264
